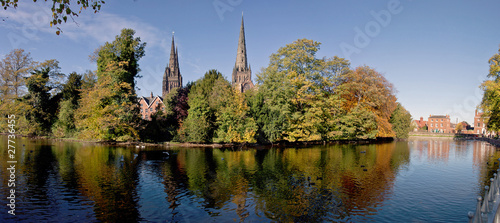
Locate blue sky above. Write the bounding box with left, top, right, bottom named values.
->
left=1, top=0, right=499, bottom=124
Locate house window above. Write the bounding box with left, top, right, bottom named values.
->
left=150, top=108, right=153, bottom=112
left=431, top=124, right=433, bottom=127
left=441, top=123, right=443, bottom=127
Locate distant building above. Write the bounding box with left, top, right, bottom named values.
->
left=474, top=110, right=486, bottom=135
left=138, top=92, right=165, bottom=121
left=139, top=33, right=181, bottom=121
left=428, top=114, right=451, bottom=133
left=163, top=33, right=182, bottom=99
left=232, top=14, right=254, bottom=93
left=413, top=117, right=427, bottom=130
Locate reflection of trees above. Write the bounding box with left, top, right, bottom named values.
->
left=72, top=145, right=141, bottom=222
left=174, top=142, right=410, bottom=222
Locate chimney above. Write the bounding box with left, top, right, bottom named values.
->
left=420, top=117, right=423, bottom=122
left=151, top=92, right=153, bottom=98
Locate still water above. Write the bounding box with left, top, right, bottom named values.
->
left=0, top=136, right=498, bottom=222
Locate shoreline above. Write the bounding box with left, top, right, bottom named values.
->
left=0, top=133, right=396, bottom=149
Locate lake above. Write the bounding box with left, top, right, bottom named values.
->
left=0, top=136, right=498, bottom=222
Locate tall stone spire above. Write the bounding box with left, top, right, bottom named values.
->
left=232, top=13, right=254, bottom=93
left=168, top=32, right=177, bottom=77
left=235, top=13, right=248, bottom=72
left=163, top=32, right=182, bottom=98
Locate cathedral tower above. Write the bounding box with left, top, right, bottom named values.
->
left=163, top=32, right=183, bottom=98
left=232, top=13, right=254, bottom=92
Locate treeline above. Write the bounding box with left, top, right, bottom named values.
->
left=150, top=39, right=412, bottom=143
left=0, top=29, right=413, bottom=143
left=480, top=46, right=500, bottom=133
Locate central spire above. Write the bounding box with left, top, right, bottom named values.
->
left=235, top=13, right=248, bottom=72
left=169, top=32, right=176, bottom=75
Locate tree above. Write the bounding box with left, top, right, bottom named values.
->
left=181, top=70, right=225, bottom=143
left=256, top=38, right=355, bottom=142
left=455, top=122, right=463, bottom=133
left=0, top=49, right=35, bottom=99
left=75, top=62, right=139, bottom=141
left=336, top=105, right=378, bottom=139
left=52, top=72, right=82, bottom=137
left=61, top=72, right=82, bottom=105
left=24, top=67, right=53, bottom=134
left=0, top=0, right=105, bottom=35
left=389, top=103, right=412, bottom=139
left=480, top=45, right=500, bottom=132
left=97, top=28, right=146, bottom=93
left=338, top=66, right=397, bottom=138
left=75, top=29, right=145, bottom=141
left=214, top=87, right=257, bottom=143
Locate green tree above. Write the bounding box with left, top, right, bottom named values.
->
left=480, top=45, right=500, bottom=132
left=52, top=72, right=82, bottom=137
left=61, top=72, right=82, bottom=105
left=0, top=0, right=105, bottom=35
left=181, top=70, right=225, bottom=142
left=256, top=39, right=351, bottom=142
left=75, top=29, right=145, bottom=141
left=24, top=67, right=53, bottom=134
left=389, top=103, right=412, bottom=139
left=214, top=87, right=257, bottom=143
left=336, top=105, right=378, bottom=139
left=97, top=28, right=146, bottom=93
left=75, top=62, right=139, bottom=141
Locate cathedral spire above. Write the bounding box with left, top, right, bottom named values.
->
left=163, top=32, right=182, bottom=98
left=231, top=13, right=254, bottom=92
left=169, top=32, right=176, bottom=75
left=235, top=13, right=248, bottom=72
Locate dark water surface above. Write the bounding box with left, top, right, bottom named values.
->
left=0, top=136, right=499, bottom=222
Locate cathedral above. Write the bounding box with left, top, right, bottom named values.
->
left=140, top=15, right=255, bottom=120
left=162, top=33, right=182, bottom=99
left=232, top=14, right=254, bottom=93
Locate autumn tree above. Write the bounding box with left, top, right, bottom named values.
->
left=455, top=122, right=463, bottom=133
left=338, top=66, right=397, bottom=138
left=480, top=45, right=500, bottom=132
left=75, top=28, right=145, bottom=141
left=0, top=49, right=35, bottom=99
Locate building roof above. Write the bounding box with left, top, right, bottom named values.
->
left=139, top=95, right=163, bottom=108
left=429, top=115, right=449, bottom=119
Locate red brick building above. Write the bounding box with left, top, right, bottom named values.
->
left=138, top=93, right=165, bottom=121
left=474, top=110, right=486, bottom=134
left=428, top=115, right=452, bottom=133
left=413, top=117, right=427, bottom=130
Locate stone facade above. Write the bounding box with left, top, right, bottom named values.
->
left=232, top=14, right=254, bottom=93
left=163, top=33, right=182, bottom=99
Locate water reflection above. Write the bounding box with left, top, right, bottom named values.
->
left=0, top=136, right=498, bottom=222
